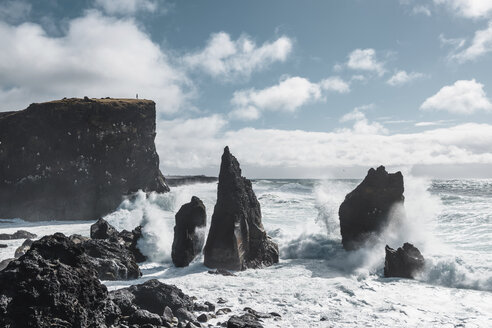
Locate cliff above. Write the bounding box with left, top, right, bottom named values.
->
left=0, top=97, right=169, bottom=221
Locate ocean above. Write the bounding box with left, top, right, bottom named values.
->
left=1, top=177, right=491, bottom=327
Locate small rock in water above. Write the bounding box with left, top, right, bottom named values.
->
left=227, top=313, right=263, bottom=328
left=384, top=242, right=425, bottom=278
left=217, top=297, right=228, bottom=304
left=208, top=269, right=236, bottom=276
left=0, top=230, right=37, bottom=240
left=216, top=308, right=232, bottom=316
left=0, top=244, right=7, bottom=248
left=243, top=307, right=273, bottom=319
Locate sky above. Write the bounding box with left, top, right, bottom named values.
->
left=1, top=0, right=492, bottom=178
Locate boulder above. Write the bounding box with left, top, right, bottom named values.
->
left=339, top=166, right=404, bottom=250
left=0, top=233, right=120, bottom=327
left=227, top=313, right=263, bottom=328
left=0, top=98, right=169, bottom=221
left=0, top=258, right=13, bottom=271
left=0, top=244, right=6, bottom=248
left=204, top=147, right=279, bottom=270
left=384, top=243, right=425, bottom=278
left=14, top=238, right=34, bottom=258
left=91, top=218, right=119, bottom=240
left=0, top=230, right=37, bottom=240
left=81, top=239, right=141, bottom=280
left=172, top=196, right=207, bottom=267
left=119, top=225, right=147, bottom=263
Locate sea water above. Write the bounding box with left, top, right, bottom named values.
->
left=1, top=178, right=491, bottom=327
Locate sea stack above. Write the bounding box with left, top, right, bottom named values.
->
left=0, top=98, right=169, bottom=221
left=204, top=146, right=279, bottom=270
left=339, top=166, right=404, bottom=250
left=384, top=243, right=425, bottom=278
left=171, top=196, right=207, bottom=267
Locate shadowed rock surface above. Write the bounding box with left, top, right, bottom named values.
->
left=91, top=218, right=119, bottom=240
left=0, top=230, right=37, bottom=240
left=339, top=166, right=405, bottom=250
left=204, top=146, right=279, bottom=271
left=384, top=243, right=425, bottom=278
left=0, top=98, right=169, bottom=221
left=14, top=238, right=33, bottom=258
left=172, top=196, right=207, bottom=267
left=0, top=233, right=120, bottom=327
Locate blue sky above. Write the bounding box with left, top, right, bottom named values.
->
left=1, top=0, right=492, bottom=177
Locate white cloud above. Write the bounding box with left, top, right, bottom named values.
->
left=347, top=48, right=385, bottom=76
left=451, top=21, right=492, bottom=62
left=94, top=0, right=159, bottom=15
left=0, top=0, right=31, bottom=22
left=439, top=34, right=466, bottom=49
left=420, top=79, right=492, bottom=114
left=434, top=0, right=492, bottom=19
left=156, top=116, right=492, bottom=174
left=230, top=76, right=349, bottom=120
left=0, top=11, right=189, bottom=113
left=184, top=32, right=292, bottom=80
left=387, top=70, right=425, bottom=86
left=413, top=5, right=432, bottom=16
left=339, top=104, right=388, bottom=135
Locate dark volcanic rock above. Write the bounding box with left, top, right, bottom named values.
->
left=208, top=268, right=236, bottom=276
left=91, top=218, right=119, bottom=240
left=0, top=229, right=37, bottom=240
left=0, top=258, right=13, bottom=270
left=14, top=238, right=34, bottom=258
left=111, top=279, right=194, bottom=316
left=339, top=166, right=404, bottom=250
left=0, top=98, right=169, bottom=221
left=0, top=233, right=119, bottom=327
left=81, top=238, right=142, bottom=280
left=172, top=196, right=207, bottom=267
left=227, top=313, right=263, bottom=328
left=384, top=243, right=425, bottom=278
left=204, top=147, right=279, bottom=271
left=120, top=225, right=147, bottom=263
left=0, top=244, right=6, bottom=248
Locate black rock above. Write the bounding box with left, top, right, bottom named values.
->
left=216, top=308, right=232, bottom=316
left=14, top=238, right=33, bottom=258
left=204, top=147, right=279, bottom=270
left=0, top=258, right=13, bottom=271
left=172, top=196, right=207, bottom=267
left=384, top=243, right=425, bottom=279
left=243, top=307, right=273, bottom=319
left=120, top=225, right=147, bottom=263
left=0, top=230, right=37, bottom=240
left=227, top=313, right=263, bottom=328
left=208, top=269, right=236, bottom=276
left=0, top=244, right=6, bottom=248
left=91, top=218, right=119, bottom=240
left=81, top=238, right=142, bottom=280
left=111, top=279, right=194, bottom=316
left=0, top=98, right=169, bottom=221
left=339, top=166, right=404, bottom=250
left=128, top=309, right=163, bottom=326
left=0, top=233, right=120, bottom=327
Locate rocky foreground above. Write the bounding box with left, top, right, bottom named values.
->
left=0, top=98, right=169, bottom=221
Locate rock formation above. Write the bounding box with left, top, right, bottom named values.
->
left=0, top=97, right=169, bottom=221
left=14, top=238, right=33, bottom=258
left=91, top=218, right=119, bottom=240
left=339, top=166, right=404, bottom=250
left=0, top=230, right=37, bottom=240
left=172, top=196, right=207, bottom=267
left=384, top=243, right=425, bottom=279
left=204, top=146, right=279, bottom=270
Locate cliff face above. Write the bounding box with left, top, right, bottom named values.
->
left=0, top=97, right=169, bottom=221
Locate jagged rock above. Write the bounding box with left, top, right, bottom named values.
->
left=111, top=279, right=194, bottom=317
left=0, top=233, right=120, bottom=327
left=384, top=243, right=425, bottom=278
left=91, top=218, right=119, bottom=240
left=172, top=196, right=207, bottom=267
left=208, top=269, right=236, bottom=276
left=339, top=166, right=405, bottom=250
left=204, top=147, right=279, bottom=270
left=0, top=230, right=37, bottom=240
left=119, top=225, right=147, bottom=263
left=0, top=258, right=13, bottom=271
left=81, top=238, right=141, bottom=280
left=0, top=98, right=169, bottom=221
left=227, top=314, right=263, bottom=328
left=14, top=238, right=33, bottom=258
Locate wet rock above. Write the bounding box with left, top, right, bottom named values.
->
left=0, top=244, right=6, bottom=248
left=0, top=98, right=169, bottom=221
left=339, top=166, right=405, bottom=250
left=227, top=313, right=263, bottom=328
left=14, top=238, right=33, bottom=258
left=176, top=307, right=197, bottom=322
left=163, top=306, right=174, bottom=322
left=197, top=313, right=213, bottom=322
left=243, top=307, right=273, bottom=319
left=0, top=258, right=13, bottom=271
left=204, top=146, right=279, bottom=271
left=68, top=234, right=90, bottom=244
left=217, top=297, right=228, bottom=304
left=172, top=196, right=207, bottom=267
left=111, top=279, right=194, bottom=316
left=0, top=230, right=37, bottom=240
left=384, top=243, right=425, bottom=279
left=81, top=238, right=141, bottom=280
left=216, top=308, right=232, bottom=316
left=0, top=233, right=120, bottom=327
left=194, top=301, right=215, bottom=312
left=120, top=225, right=147, bottom=263
left=208, top=268, right=236, bottom=276
left=91, top=218, right=119, bottom=240
left=128, top=309, right=163, bottom=326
